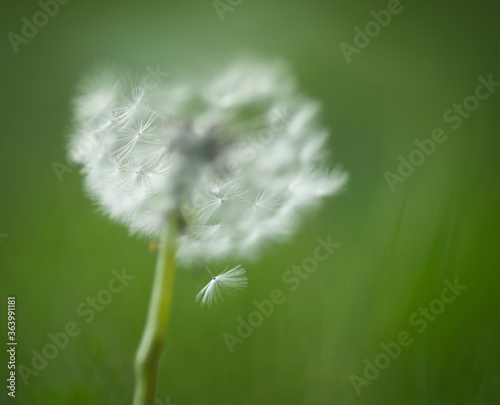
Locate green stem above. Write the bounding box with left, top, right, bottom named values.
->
left=133, top=215, right=178, bottom=405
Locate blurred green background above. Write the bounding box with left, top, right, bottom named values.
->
left=1, top=0, right=500, bottom=404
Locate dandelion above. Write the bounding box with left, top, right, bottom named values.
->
left=69, top=56, right=347, bottom=405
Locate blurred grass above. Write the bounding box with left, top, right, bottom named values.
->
left=1, top=0, right=500, bottom=404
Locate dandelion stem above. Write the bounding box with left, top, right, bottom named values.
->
left=133, top=214, right=178, bottom=405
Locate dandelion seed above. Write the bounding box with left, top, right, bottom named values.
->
left=113, top=107, right=158, bottom=162
left=196, top=265, right=248, bottom=308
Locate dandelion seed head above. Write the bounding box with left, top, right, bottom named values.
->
left=69, top=57, right=348, bottom=264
